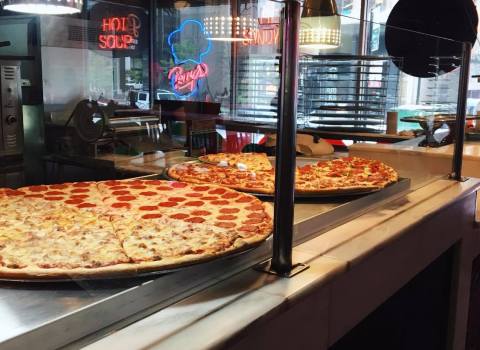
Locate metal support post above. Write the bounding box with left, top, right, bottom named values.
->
left=451, top=42, right=471, bottom=181
left=255, top=0, right=308, bottom=278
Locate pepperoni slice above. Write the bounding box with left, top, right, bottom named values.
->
left=73, top=182, right=90, bottom=188
left=130, top=185, right=147, bottom=190
left=192, top=186, right=210, bottom=192
left=239, top=225, right=257, bottom=232
left=24, top=194, right=43, bottom=198
left=109, top=185, right=128, bottom=190
left=185, top=192, right=203, bottom=198
left=139, top=191, right=157, bottom=196
left=50, top=184, right=68, bottom=190
left=71, top=188, right=89, bottom=194
left=44, top=196, right=64, bottom=201
left=211, top=200, right=229, bottom=205
left=28, top=185, right=48, bottom=192
left=45, top=191, right=66, bottom=196
left=222, top=192, right=240, bottom=199
left=236, top=196, right=254, bottom=203
left=5, top=189, right=24, bottom=196
left=191, top=210, right=211, bottom=216
left=65, top=199, right=84, bottom=205
left=185, top=217, right=205, bottom=223
left=156, top=186, right=172, bottom=191
left=215, top=222, right=236, bottom=229
left=142, top=213, right=163, bottom=219
left=145, top=180, right=164, bottom=186
left=104, top=180, right=122, bottom=186
left=245, top=204, right=264, bottom=211
left=243, top=218, right=263, bottom=224
left=78, top=203, right=96, bottom=208
left=184, top=201, right=204, bottom=207
left=217, top=215, right=237, bottom=220
left=201, top=195, right=219, bottom=201
left=170, top=213, right=189, bottom=219
left=139, top=205, right=158, bottom=211
left=112, top=190, right=131, bottom=196
left=209, top=188, right=227, bottom=195
left=219, top=208, right=240, bottom=214
left=111, top=202, right=131, bottom=209
left=117, top=195, right=136, bottom=202
left=158, top=201, right=177, bottom=207
left=70, top=194, right=89, bottom=199
left=168, top=197, right=186, bottom=202
left=247, top=212, right=266, bottom=219
left=170, top=182, right=188, bottom=188
left=127, top=180, right=144, bottom=186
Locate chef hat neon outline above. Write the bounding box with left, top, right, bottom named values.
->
left=167, top=19, right=212, bottom=65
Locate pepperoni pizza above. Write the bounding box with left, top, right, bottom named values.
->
left=168, top=156, right=398, bottom=194
left=0, top=180, right=272, bottom=279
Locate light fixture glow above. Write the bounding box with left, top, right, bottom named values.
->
left=299, top=0, right=341, bottom=50
left=2, top=0, right=82, bottom=15
left=204, top=15, right=256, bottom=42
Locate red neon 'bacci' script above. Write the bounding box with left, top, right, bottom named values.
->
left=168, top=63, right=209, bottom=93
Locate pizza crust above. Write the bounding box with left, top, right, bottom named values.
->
left=0, top=239, right=268, bottom=280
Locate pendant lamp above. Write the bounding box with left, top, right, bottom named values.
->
left=1, top=0, right=82, bottom=15
left=299, top=0, right=341, bottom=49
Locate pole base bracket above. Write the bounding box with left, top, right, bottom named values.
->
left=448, top=174, right=469, bottom=182
left=254, top=259, right=309, bottom=278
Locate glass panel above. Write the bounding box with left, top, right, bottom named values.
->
left=0, top=1, right=470, bottom=347
left=41, top=1, right=150, bottom=118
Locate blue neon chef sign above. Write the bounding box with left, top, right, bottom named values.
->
left=167, top=19, right=212, bottom=98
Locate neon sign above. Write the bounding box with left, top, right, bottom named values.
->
left=167, top=19, right=212, bottom=98
left=242, top=27, right=280, bottom=46
left=168, top=63, right=209, bottom=93
left=98, top=14, right=141, bottom=50
left=242, top=18, right=280, bottom=47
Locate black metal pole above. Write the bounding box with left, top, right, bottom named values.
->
left=149, top=0, right=156, bottom=108
left=451, top=42, right=471, bottom=180
left=271, top=0, right=301, bottom=275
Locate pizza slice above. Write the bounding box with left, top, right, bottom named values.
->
left=0, top=196, right=130, bottom=273
left=17, top=182, right=106, bottom=213
left=199, top=152, right=273, bottom=171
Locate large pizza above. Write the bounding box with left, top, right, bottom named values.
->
left=0, top=180, right=272, bottom=280
left=168, top=155, right=398, bottom=195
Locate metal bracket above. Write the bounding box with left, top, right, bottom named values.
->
left=448, top=174, right=469, bottom=182
left=254, top=259, right=309, bottom=278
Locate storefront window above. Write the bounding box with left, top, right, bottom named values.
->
left=41, top=0, right=150, bottom=118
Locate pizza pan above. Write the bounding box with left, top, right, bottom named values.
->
left=0, top=239, right=268, bottom=283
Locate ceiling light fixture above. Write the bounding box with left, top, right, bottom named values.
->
left=1, top=0, right=82, bottom=15
left=299, top=0, right=341, bottom=50
left=203, top=15, right=257, bottom=42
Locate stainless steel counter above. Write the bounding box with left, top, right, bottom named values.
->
left=0, top=178, right=410, bottom=349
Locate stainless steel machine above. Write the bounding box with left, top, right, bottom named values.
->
left=0, top=59, right=23, bottom=159
left=45, top=99, right=182, bottom=158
